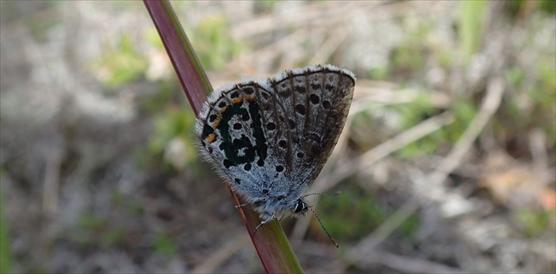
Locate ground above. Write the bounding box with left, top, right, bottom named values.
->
left=1, top=1, right=555, bottom=273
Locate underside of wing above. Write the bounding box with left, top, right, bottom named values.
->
left=195, top=64, right=355, bottom=197
left=268, top=65, right=355, bottom=184
left=195, top=82, right=286, bottom=199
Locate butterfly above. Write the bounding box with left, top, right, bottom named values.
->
left=195, top=64, right=355, bottom=228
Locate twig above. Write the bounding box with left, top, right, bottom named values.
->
left=349, top=198, right=420, bottom=260
left=355, top=250, right=467, bottom=274
left=291, top=112, right=454, bottom=241
left=352, top=80, right=451, bottom=109
left=347, top=77, right=505, bottom=264
left=248, top=28, right=312, bottom=71
left=42, top=146, right=62, bottom=216
left=191, top=235, right=250, bottom=274
left=230, top=2, right=360, bottom=39
left=428, top=78, right=504, bottom=192
left=308, top=28, right=349, bottom=65
left=529, top=129, right=550, bottom=185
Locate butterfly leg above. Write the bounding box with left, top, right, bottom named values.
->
left=234, top=202, right=249, bottom=209
left=254, top=214, right=276, bottom=232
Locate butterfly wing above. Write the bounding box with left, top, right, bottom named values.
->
left=195, top=65, right=355, bottom=202
left=196, top=81, right=283, bottom=201
left=268, top=65, right=355, bottom=184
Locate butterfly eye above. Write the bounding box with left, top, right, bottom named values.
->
left=293, top=199, right=307, bottom=213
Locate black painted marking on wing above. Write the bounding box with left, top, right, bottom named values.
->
left=217, top=102, right=267, bottom=167
left=247, top=98, right=268, bottom=165
left=201, top=124, right=214, bottom=139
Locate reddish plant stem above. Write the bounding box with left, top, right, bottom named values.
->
left=143, top=0, right=209, bottom=114
left=143, top=1, right=303, bottom=273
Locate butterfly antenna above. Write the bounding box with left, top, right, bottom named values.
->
left=302, top=191, right=342, bottom=198
left=301, top=192, right=325, bottom=198
left=309, top=207, right=339, bottom=248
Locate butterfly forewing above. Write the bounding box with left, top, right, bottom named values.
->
left=196, top=64, right=355, bottom=205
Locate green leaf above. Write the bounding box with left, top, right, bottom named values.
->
left=0, top=174, right=11, bottom=274
left=154, top=232, right=177, bottom=257
left=94, top=35, right=149, bottom=88
left=459, top=0, right=488, bottom=63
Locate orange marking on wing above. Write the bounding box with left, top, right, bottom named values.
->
left=232, top=97, right=243, bottom=105
left=206, top=133, right=216, bottom=143
left=212, top=117, right=222, bottom=128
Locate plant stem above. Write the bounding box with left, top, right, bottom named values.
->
left=143, top=1, right=303, bottom=273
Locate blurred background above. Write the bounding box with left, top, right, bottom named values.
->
left=1, top=1, right=555, bottom=273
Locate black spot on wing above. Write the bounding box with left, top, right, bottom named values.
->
left=309, top=94, right=320, bottom=104
left=295, top=104, right=305, bottom=115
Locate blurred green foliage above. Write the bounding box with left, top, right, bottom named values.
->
left=458, top=0, right=487, bottom=63
left=75, top=213, right=125, bottom=249
left=254, top=0, right=279, bottom=13
left=94, top=35, right=148, bottom=88
left=380, top=0, right=555, bottom=160
left=25, top=14, right=60, bottom=43
left=391, top=22, right=430, bottom=78
left=132, top=16, right=242, bottom=171
left=394, top=92, right=477, bottom=159
left=515, top=209, right=556, bottom=237
left=111, top=190, right=144, bottom=216
left=139, top=81, right=177, bottom=113
left=102, top=228, right=125, bottom=248
left=529, top=60, right=556, bottom=145
left=146, top=27, right=165, bottom=51
left=134, top=19, right=230, bottom=173
left=395, top=94, right=438, bottom=158
left=78, top=213, right=106, bottom=232
left=368, top=67, right=389, bottom=81
left=189, top=15, right=243, bottom=70
left=133, top=76, right=203, bottom=172
left=372, top=20, right=432, bottom=81
left=145, top=107, right=198, bottom=170
left=498, top=57, right=556, bottom=147
left=0, top=170, right=11, bottom=274
left=539, top=0, right=556, bottom=13
left=154, top=232, right=177, bottom=257
left=506, top=0, right=556, bottom=17
left=319, top=185, right=420, bottom=241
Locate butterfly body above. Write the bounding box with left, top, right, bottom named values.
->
left=195, top=64, right=355, bottom=223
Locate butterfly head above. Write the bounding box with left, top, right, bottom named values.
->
left=292, top=198, right=309, bottom=215
left=253, top=190, right=309, bottom=221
